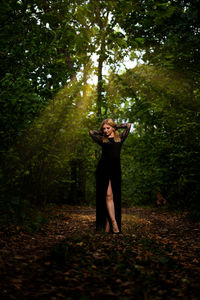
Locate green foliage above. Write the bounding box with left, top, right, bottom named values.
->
left=114, top=0, right=200, bottom=76
left=114, top=65, right=200, bottom=216
left=1, top=0, right=200, bottom=225
left=0, top=195, right=48, bottom=232
left=0, top=0, right=80, bottom=149
left=0, top=79, right=98, bottom=216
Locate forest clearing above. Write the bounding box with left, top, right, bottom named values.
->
left=1, top=1, right=200, bottom=299
left=1, top=205, right=200, bottom=299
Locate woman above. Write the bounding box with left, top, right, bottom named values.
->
left=89, top=119, right=131, bottom=233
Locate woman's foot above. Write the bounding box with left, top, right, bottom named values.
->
left=111, top=220, right=119, bottom=233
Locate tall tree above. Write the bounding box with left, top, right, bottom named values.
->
left=74, top=0, right=129, bottom=117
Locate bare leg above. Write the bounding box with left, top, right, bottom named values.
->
left=106, top=180, right=119, bottom=233
left=105, top=218, right=110, bottom=233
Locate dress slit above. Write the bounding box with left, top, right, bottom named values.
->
left=96, top=171, right=121, bottom=231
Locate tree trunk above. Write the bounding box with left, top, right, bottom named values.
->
left=78, top=159, right=86, bottom=203
left=83, top=62, right=90, bottom=98
left=97, top=53, right=104, bottom=116
left=95, top=8, right=109, bottom=117
left=69, top=160, right=77, bottom=203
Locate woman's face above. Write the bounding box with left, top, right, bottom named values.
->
left=102, top=123, right=114, bottom=136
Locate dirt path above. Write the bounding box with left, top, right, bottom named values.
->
left=0, top=206, right=200, bottom=299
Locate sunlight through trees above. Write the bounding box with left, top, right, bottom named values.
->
left=0, top=0, right=200, bottom=225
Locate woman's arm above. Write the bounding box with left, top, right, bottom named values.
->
left=89, top=130, right=103, bottom=146
left=116, top=123, right=131, bottom=143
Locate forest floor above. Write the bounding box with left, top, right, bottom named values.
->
left=0, top=205, right=200, bottom=300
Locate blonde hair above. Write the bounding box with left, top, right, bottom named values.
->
left=100, top=118, right=121, bottom=143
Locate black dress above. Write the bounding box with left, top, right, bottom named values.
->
left=89, top=123, right=131, bottom=232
